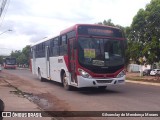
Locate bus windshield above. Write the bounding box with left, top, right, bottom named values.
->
left=5, top=58, right=16, bottom=65
left=78, top=37, right=125, bottom=73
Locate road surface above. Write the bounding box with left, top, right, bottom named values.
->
left=2, top=69, right=160, bottom=120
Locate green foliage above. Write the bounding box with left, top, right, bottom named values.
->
left=11, top=45, right=30, bottom=65
left=97, top=19, right=114, bottom=26
left=11, top=50, right=21, bottom=58
left=127, top=0, right=160, bottom=64
left=22, top=45, right=30, bottom=65
left=0, top=56, right=3, bottom=64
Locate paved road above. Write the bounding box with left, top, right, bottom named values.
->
left=3, top=69, right=160, bottom=120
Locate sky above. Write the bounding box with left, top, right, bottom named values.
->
left=0, top=0, right=151, bottom=55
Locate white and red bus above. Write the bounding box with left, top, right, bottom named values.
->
left=3, top=57, right=17, bottom=69
left=30, top=24, right=127, bottom=90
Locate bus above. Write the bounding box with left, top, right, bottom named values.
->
left=3, top=57, right=17, bottom=69
left=30, top=24, right=127, bottom=90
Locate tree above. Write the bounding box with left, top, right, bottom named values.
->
left=10, top=45, right=31, bottom=66
left=0, top=56, right=3, bottom=64
left=17, top=53, right=26, bottom=65
left=128, top=0, right=160, bottom=64
left=22, top=45, right=30, bottom=65
left=98, top=19, right=115, bottom=26
left=11, top=50, right=21, bottom=58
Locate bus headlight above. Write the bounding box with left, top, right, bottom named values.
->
left=78, top=69, right=91, bottom=78
left=117, top=70, right=125, bottom=78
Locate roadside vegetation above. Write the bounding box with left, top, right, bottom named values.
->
left=0, top=45, right=30, bottom=67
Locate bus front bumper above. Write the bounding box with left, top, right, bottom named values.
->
left=77, top=75, right=125, bottom=88
left=4, top=65, right=16, bottom=69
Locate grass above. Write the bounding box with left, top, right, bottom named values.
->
left=126, top=76, right=160, bottom=83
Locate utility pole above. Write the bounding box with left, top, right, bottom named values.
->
left=0, top=0, right=8, bottom=17
left=0, top=0, right=10, bottom=56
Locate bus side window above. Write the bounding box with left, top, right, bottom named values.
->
left=50, top=39, right=54, bottom=56
left=52, top=37, right=59, bottom=56
left=60, top=35, right=67, bottom=55
left=62, top=35, right=67, bottom=45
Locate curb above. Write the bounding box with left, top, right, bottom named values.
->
left=126, top=80, right=160, bottom=86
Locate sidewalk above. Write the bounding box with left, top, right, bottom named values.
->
left=0, top=75, right=52, bottom=120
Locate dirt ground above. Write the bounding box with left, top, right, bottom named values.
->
left=0, top=72, right=70, bottom=111
left=0, top=71, right=94, bottom=120
left=1, top=70, right=160, bottom=120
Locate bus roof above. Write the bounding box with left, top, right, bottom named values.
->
left=31, top=35, right=59, bottom=47
left=60, top=24, right=121, bottom=35
left=31, top=24, right=123, bottom=47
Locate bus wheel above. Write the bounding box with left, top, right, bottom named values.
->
left=62, top=73, right=71, bottom=90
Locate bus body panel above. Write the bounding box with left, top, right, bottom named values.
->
left=3, top=64, right=17, bottom=69
left=31, top=57, right=125, bottom=87
left=34, top=58, right=47, bottom=78
left=31, top=56, right=71, bottom=84
left=49, top=56, right=69, bottom=83
left=77, top=75, right=125, bottom=88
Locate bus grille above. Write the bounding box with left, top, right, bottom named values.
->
left=96, top=80, right=113, bottom=84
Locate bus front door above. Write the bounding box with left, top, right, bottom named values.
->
left=45, top=46, right=50, bottom=78
left=68, top=38, right=77, bottom=84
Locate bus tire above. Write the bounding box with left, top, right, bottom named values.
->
left=62, top=72, right=72, bottom=90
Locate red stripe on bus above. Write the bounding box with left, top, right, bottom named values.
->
left=64, top=55, right=69, bottom=71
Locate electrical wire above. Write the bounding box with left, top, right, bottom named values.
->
left=0, top=0, right=7, bottom=17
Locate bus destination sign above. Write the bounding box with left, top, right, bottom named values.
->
left=78, top=25, right=123, bottom=38
left=88, top=28, right=113, bottom=36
